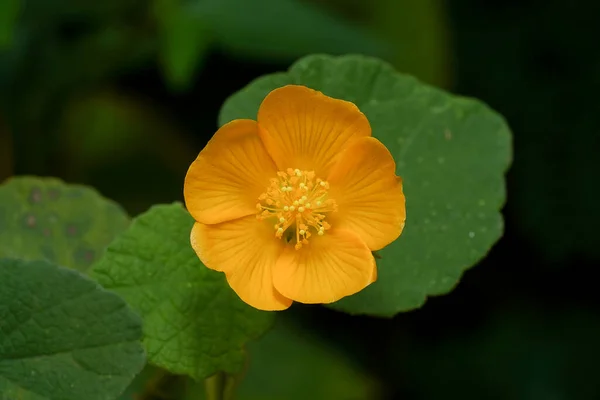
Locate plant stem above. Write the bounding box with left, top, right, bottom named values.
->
left=205, top=372, right=235, bottom=400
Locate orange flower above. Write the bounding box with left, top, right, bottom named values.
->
left=184, top=85, right=405, bottom=311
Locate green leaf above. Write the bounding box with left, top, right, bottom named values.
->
left=219, top=54, right=512, bottom=316
left=0, top=258, right=145, bottom=400
left=0, top=0, right=19, bottom=50
left=192, top=0, right=389, bottom=60
left=92, top=203, right=275, bottom=379
left=0, top=176, right=130, bottom=273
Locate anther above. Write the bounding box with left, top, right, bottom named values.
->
left=257, top=168, right=337, bottom=250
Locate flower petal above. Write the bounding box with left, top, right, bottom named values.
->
left=184, top=119, right=277, bottom=225
left=257, top=85, right=371, bottom=177
left=272, top=229, right=376, bottom=304
left=327, top=136, right=406, bottom=251
left=191, top=217, right=292, bottom=311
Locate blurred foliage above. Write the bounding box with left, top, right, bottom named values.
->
left=311, top=0, right=452, bottom=87
left=154, top=0, right=391, bottom=90
left=372, top=0, right=451, bottom=87
left=154, top=0, right=211, bottom=90
left=234, top=318, right=380, bottom=400
left=59, top=91, right=192, bottom=212
left=1, top=0, right=599, bottom=399
left=0, top=0, right=19, bottom=49
left=0, top=118, right=11, bottom=180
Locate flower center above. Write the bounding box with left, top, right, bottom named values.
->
left=256, top=168, right=338, bottom=250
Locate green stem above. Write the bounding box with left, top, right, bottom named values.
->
left=205, top=372, right=235, bottom=400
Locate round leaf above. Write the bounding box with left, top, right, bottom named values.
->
left=0, top=258, right=145, bottom=400
left=0, top=176, right=130, bottom=273
left=219, top=54, right=512, bottom=316
left=92, top=203, right=274, bottom=379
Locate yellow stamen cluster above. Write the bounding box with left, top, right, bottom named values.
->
left=257, top=168, right=337, bottom=250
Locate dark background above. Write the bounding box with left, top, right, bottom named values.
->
left=1, top=0, right=599, bottom=399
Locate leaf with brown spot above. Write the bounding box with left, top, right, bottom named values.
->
left=0, top=176, right=129, bottom=273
